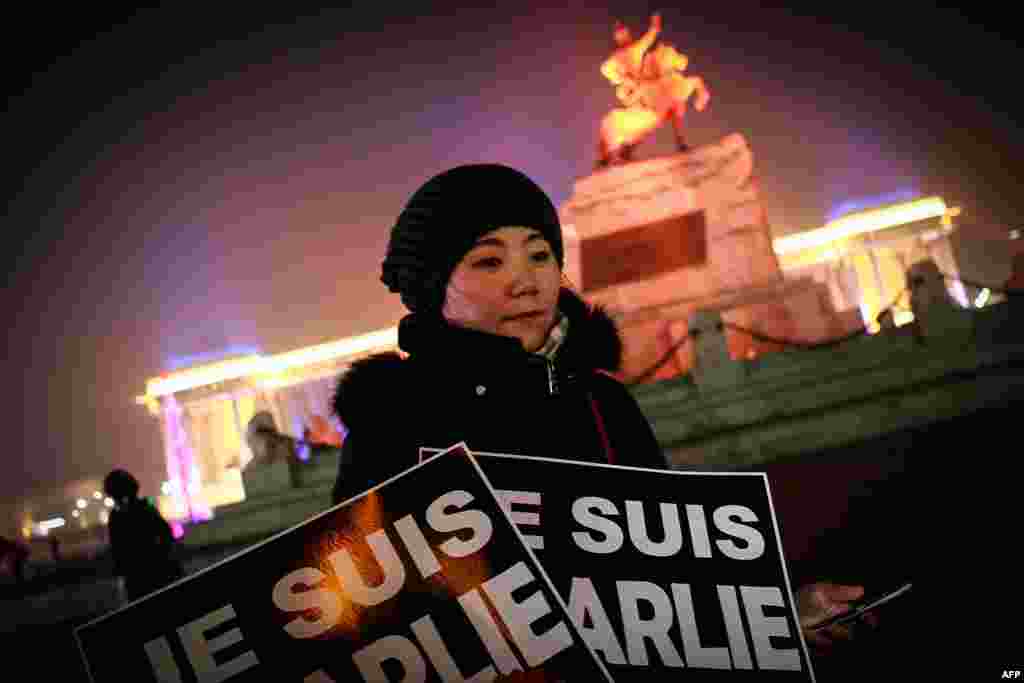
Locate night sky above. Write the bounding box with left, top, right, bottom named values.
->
left=4, top=4, right=1020, bottom=512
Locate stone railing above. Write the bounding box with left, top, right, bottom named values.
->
left=181, top=445, right=344, bottom=549
left=631, top=259, right=1023, bottom=468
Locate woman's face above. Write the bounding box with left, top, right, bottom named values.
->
left=443, top=226, right=561, bottom=352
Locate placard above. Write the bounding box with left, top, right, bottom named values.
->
left=76, top=444, right=612, bottom=682
left=421, top=448, right=815, bottom=682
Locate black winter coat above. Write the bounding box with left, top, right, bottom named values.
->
left=331, top=290, right=665, bottom=505
left=108, top=497, right=185, bottom=600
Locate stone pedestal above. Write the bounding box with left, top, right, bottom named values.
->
left=240, top=460, right=292, bottom=498
left=908, top=260, right=973, bottom=344
left=185, top=449, right=342, bottom=548
left=560, top=133, right=855, bottom=381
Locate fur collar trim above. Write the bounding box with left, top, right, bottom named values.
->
left=332, top=289, right=622, bottom=429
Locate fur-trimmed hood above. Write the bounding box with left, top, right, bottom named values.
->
left=332, top=289, right=623, bottom=432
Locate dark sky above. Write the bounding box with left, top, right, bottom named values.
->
left=4, top=4, right=1020, bottom=510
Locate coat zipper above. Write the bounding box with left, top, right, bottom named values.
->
left=546, top=359, right=559, bottom=396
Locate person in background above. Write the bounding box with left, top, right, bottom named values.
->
left=48, top=535, right=61, bottom=563
left=103, top=469, right=184, bottom=602
left=1006, top=251, right=1023, bottom=290
left=0, top=535, right=30, bottom=586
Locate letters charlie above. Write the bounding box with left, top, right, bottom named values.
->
left=422, top=449, right=816, bottom=681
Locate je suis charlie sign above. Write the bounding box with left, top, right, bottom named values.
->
left=420, top=448, right=816, bottom=682
left=76, top=444, right=815, bottom=682
left=76, top=444, right=610, bottom=682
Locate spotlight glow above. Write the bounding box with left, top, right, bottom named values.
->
left=140, top=327, right=398, bottom=399
left=38, top=517, right=65, bottom=531
left=774, top=197, right=949, bottom=256
left=975, top=288, right=991, bottom=308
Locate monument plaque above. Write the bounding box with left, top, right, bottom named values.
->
left=581, top=211, right=707, bottom=291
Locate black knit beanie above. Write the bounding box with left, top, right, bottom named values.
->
left=381, top=164, right=564, bottom=314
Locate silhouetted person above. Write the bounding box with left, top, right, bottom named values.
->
left=1, top=535, right=30, bottom=585
left=1007, top=252, right=1023, bottom=290
left=48, top=535, right=61, bottom=562
left=103, top=469, right=184, bottom=601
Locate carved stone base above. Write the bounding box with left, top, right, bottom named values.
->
left=240, top=461, right=292, bottom=498
left=561, top=133, right=780, bottom=302
left=560, top=133, right=853, bottom=382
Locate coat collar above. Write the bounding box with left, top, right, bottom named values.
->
left=332, top=289, right=623, bottom=432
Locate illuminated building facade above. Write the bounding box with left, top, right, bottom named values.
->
left=135, top=329, right=398, bottom=522
left=773, top=196, right=965, bottom=332
left=136, top=196, right=968, bottom=523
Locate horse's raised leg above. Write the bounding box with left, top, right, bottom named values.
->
left=669, top=109, right=689, bottom=152
left=596, top=138, right=610, bottom=169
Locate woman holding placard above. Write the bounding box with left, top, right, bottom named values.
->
left=331, top=163, right=665, bottom=505
left=329, top=162, right=869, bottom=658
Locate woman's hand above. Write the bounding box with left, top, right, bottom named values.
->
left=795, top=582, right=878, bottom=654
